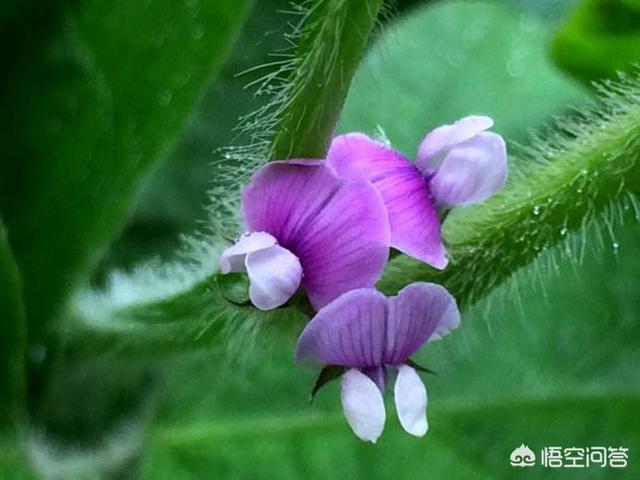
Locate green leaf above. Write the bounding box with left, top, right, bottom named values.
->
left=0, top=0, right=253, bottom=339
left=0, top=222, right=27, bottom=433
left=552, top=0, right=640, bottom=83
left=310, top=365, right=345, bottom=403
left=0, top=436, right=36, bottom=480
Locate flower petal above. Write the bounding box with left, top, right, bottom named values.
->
left=394, top=365, right=428, bottom=437
left=219, top=231, right=277, bottom=274
left=384, top=282, right=460, bottom=364
left=243, top=161, right=390, bottom=309
left=428, top=132, right=507, bottom=205
left=245, top=245, right=302, bottom=310
left=327, top=134, right=446, bottom=269
left=416, top=115, right=494, bottom=172
left=294, top=288, right=387, bottom=368
left=295, top=282, right=460, bottom=368
left=341, top=368, right=386, bottom=443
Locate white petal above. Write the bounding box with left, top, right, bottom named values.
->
left=245, top=245, right=302, bottom=310
left=394, top=365, right=428, bottom=437
left=429, top=132, right=507, bottom=206
left=340, top=369, right=386, bottom=443
left=417, top=115, right=494, bottom=172
left=219, top=231, right=277, bottom=273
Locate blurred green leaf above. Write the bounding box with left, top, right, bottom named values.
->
left=0, top=437, right=36, bottom=480
left=339, top=0, right=587, bottom=151
left=0, top=222, right=27, bottom=433
left=552, top=0, right=640, bottom=82
left=140, top=216, right=640, bottom=479
left=0, top=0, right=252, bottom=339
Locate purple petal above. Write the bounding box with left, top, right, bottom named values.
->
left=416, top=115, right=494, bottom=173
left=295, top=288, right=388, bottom=368
left=294, top=282, right=460, bottom=369
left=219, top=231, right=277, bottom=274
left=362, top=366, right=387, bottom=392
left=341, top=368, right=386, bottom=443
left=428, top=132, right=507, bottom=205
left=394, top=365, right=428, bottom=437
left=243, top=161, right=390, bottom=309
left=245, top=245, right=302, bottom=310
left=327, top=134, right=447, bottom=269
left=385, top=283, right=460, bottom=365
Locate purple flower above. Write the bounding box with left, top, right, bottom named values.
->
left=327, top=115, right=507, bottom=269
left=220, top=160, right=390, bottom=311
left=295, top=282, right=460, bottom=442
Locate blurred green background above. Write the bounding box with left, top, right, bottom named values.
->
left=2, top=0, right=640, bottom=478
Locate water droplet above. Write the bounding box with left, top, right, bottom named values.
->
left=446, top=50, right=466, bottom=67
left=174, top=72, right=191, bottom=86
left=28, top=344, right=46, bottom=363
left=158, top=90, right=172, bottom=106
left=532, top=205, right=541, bottom=215
left=612, top=242, right=620, bottom=249
left=191, top=24, right=205, bottom=39
left=519, top=13, right=539, bottom=33
left=560, top=227, right=568, bottom=236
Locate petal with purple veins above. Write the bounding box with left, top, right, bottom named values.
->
left=428, top=132, right=507, bottom=206
left=327, top=134, right=446, bottom=269
left=245, top=245, right=302, bottom=310
left=416, top=115, right=494, bottom=173
left=394, top=365, right=428, bottom=437
left=294, top=282, right=460, bottom=369
left=384, top=282, right=460, bottom=365
left=341, top=369, right=386, bottom=443
left=294, top=288, right=387, bottom=369
left=243, top=161, right=390, bottom=309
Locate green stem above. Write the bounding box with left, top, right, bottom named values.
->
left=269, top=0, right=384, bottom=159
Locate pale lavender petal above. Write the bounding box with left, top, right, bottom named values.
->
left=428, top=132, right=507, bottom=205
left=384, top=282, right=460, bottom=365
left=219, top=231, right=277, bottom=274
left=416, top=115, right=494, bottom=173
left=294, top=288, right=387, bottom=368
left=341, top=369, right=386, bottom=443
left=245, top=245, right=302, bottom=310
left=327, top=134, right=447, bottom=269
left=394, top=365, right=428, bottom=437
left=243, top=161, right=390, bottom=309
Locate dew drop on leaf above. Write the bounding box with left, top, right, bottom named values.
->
left=158, top=90, right=173, bottom=106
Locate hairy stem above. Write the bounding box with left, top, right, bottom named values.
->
left=379, top=77, right=640, bottom=307
left=269, top=0, right=384, bottom=159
